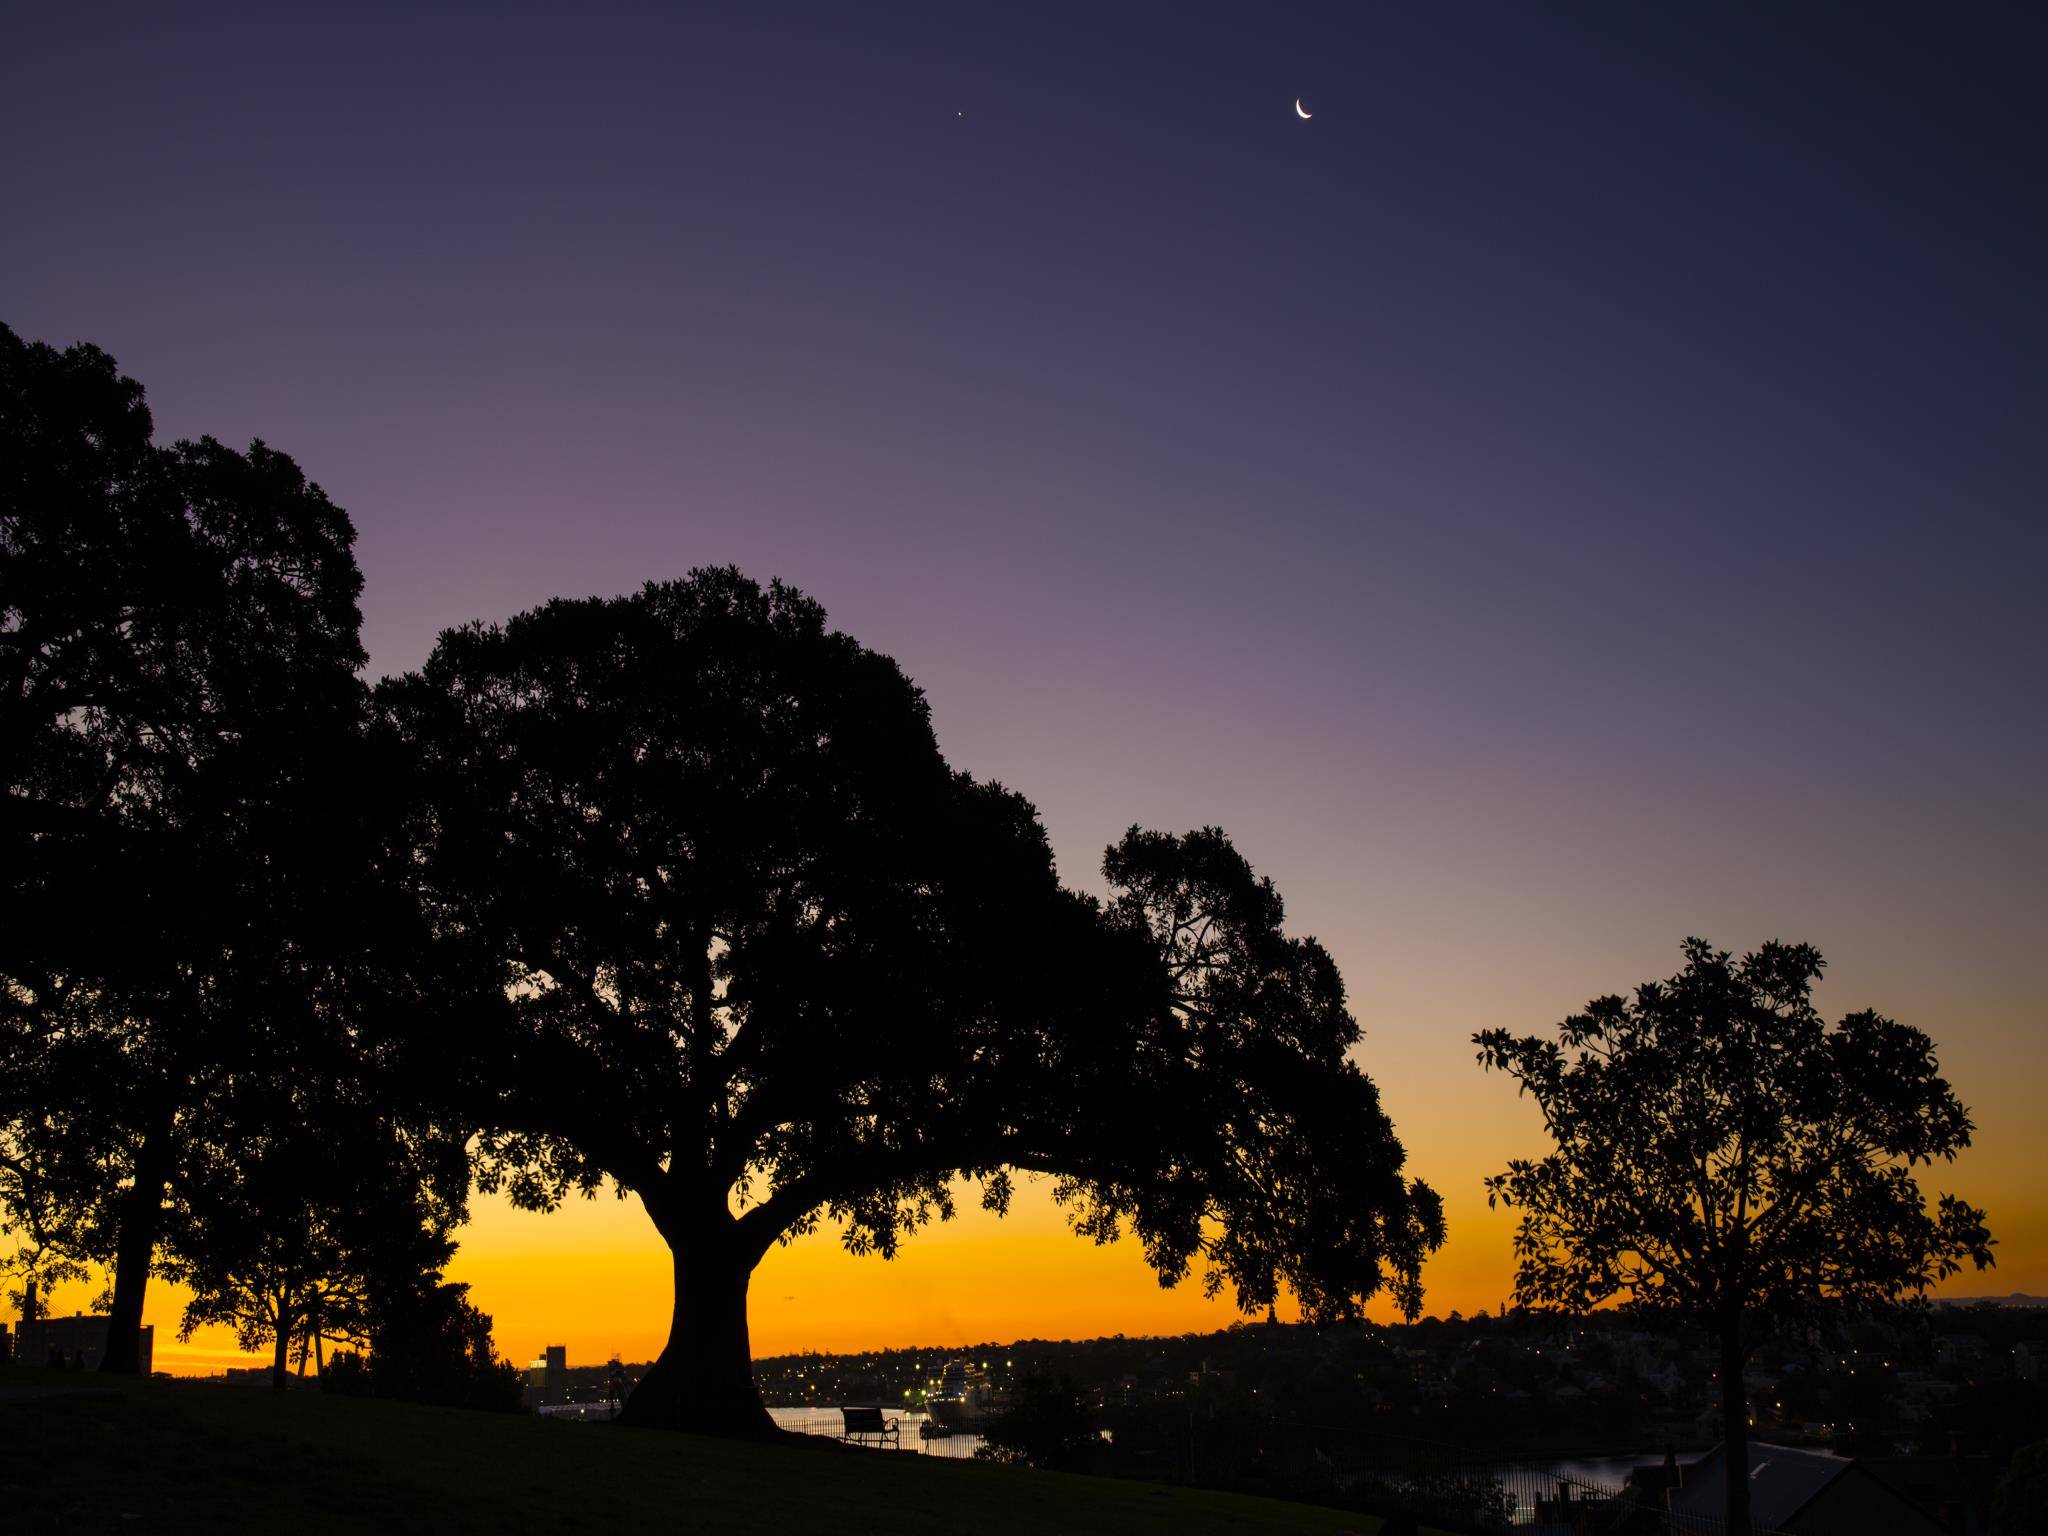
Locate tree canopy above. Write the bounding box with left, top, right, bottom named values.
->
left=321, top=1279, right=523, bottom=1413
left=1475, top=937, right=1993, bottom=1532
left=382, top=569, right=1441, bottom=1433
left=5, top=326, right=1439, bottom=1427
left=1, top=322, right=375, bottom=1370
left=1100, top=828, right=1444, bottom=1323
left=170, top=1087, right=468, bottom=1388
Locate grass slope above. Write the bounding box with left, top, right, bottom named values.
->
left=0, top=1367, right=1415, bottom=1535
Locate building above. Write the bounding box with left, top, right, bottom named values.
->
left=221, top=1365, right=320, bottom=1390
left=16, top=1312, right=154, bottom=1373
left=1936, top=1333, right=1987, bottom=1368
left=2015, top=1340, right=2048, bottom=1382
left=1667, top=1442, right=1948, bottom=1535
left=524, top=1344, right=568, bottom=1409
left=12, top=1280, right=155, bottom=1374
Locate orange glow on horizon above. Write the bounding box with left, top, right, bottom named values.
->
left=36, top=943, right=2042, bottom=1379
left=61, top=1123, right=2046, bottom=1379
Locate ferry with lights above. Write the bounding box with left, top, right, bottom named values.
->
left=921, top=1359, right=1000, bottom=1436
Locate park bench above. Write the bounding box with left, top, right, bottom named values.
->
left=839, top=1405, right=901, bottom=1446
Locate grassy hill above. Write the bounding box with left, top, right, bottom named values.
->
left=0, top=1366, right=1429, bottom=1534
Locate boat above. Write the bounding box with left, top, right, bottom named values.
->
left=922, top=1359, right=999, bottom=1435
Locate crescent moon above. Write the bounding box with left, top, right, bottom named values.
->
left=1295, top=99, right=1312, bottom=120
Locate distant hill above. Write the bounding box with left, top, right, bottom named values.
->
left=1934, top=1293, right=2048, bottom=1309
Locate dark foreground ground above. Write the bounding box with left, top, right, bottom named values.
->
left=0, top=1366, right=1437, bottom=1534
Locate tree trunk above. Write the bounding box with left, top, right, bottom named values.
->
left=616, top=1193, right=776, bottom=1436
left=1719, top=1313, right=1751, bottom=1534
left=99, top=1123, right=170, bottom=1375
left=272, top=1310, right=292, bottom=1390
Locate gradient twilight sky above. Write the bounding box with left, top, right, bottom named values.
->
left=8, top=3, right=2045, bottom=1373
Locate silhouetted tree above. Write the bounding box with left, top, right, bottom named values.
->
left=1991, top=1439, right=2048, bottom=1536
left=381, top=570, right=1441, bottom=1434
left=0, top=1099, right=88, bottom=1315
left=0, top=1015, right=89, bottom=1318
left=1, top=323, right=368, bottom=1371
left=169, top=1093, right=468, bottom=1388
left=976, top=1375, right=1101, bottom=1471
left=1100, top=828, right=1446, bottom=1324
left=322, top=1278, right=521, bottom=1412
left=1922, top=1379, right=2048, bottom=1471
left=1475, top=938, right=1994, bottom=1534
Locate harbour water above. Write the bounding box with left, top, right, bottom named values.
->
left=1523, top=1450, right=1710, bottom=1490
left=766, top=1405, right=984, bottom=1458
left=758, top=1410, right=1696, bottom=1486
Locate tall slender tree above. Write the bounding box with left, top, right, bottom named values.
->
left=1, top=323, right=368, bottom=1370
left=1475, top=938, right=1994, bottom=1534
left=382, top=569, right=1442, bottom=1434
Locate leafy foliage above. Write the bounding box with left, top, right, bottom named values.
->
left=322, top=1280, right=522, bottom=1412
left=976, top=1376, right=1102, bottom=1471
left=4, top=327, right=1438, bottom=1425
left=0, top=321, right=384, bottom=1368
left=1475, top=937, right=1993, bottom=1530
left=1992, top=1439, right=2048, bottom=1536
left=1095, top=829, right=1444, bottom=1322
left=1474, top=938, right=1992, bottom=1322
left=169, top=1094, right=468, bottom=1384
left=381, top=571, right=1073, bottom=1235
left=0, top=1081, right=89, bottom=1310
left=382, top=570, right=1439, bottom=1430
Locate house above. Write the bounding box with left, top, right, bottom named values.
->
left=1667, top=1442, right=1948, bottom=1535
left=1936, top=1333, right=1986, bottom=1369
left=2015, top=1341, right=2048, bottom=1382
left=14, top=1310, right=153, bottom=1374
left=1862, top=1453, right=1992, bottom=1535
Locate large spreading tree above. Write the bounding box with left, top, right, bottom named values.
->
left=1475, top=938, right=1994, bottom=1534
left=381, top=569, right=1442, bottom=1434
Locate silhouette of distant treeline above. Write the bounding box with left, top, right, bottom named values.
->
left=754, top=1304, right=2048, bottom=1457
left=0, top=318, right=1990, bottom=1505
left=750, top=1307, right=2045, bottom=1527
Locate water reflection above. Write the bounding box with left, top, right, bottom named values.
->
left=766, top=1405, right=984, bottom=1458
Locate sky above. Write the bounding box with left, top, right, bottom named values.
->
left=6, top=2, right=2044, bottom=1373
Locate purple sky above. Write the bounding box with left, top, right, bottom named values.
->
left=8, top=2, right=2044, bottom=1306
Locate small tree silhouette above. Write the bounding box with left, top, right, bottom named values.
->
left=169, top=1093, right=467, bottom=1388
left=1476, top=938, right=1993, bottom=1533
left=383, top=569, right=1442, bottom=1434
left=323, top=1278, right=522, bottom=1412
left=976, top=1375, right=1100, bottom=1470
